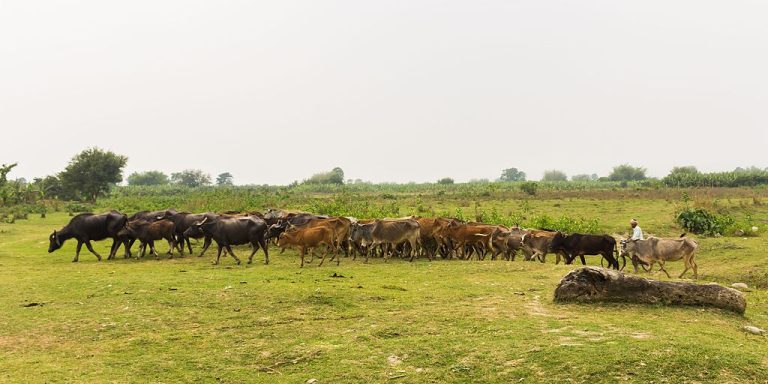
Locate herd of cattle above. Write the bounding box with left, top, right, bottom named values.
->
left=47, top=208, right=699, bottom=278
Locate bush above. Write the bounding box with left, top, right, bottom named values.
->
left=520, top=182, right=538, bottom=196
left=675, top=208, right=734, bottom=236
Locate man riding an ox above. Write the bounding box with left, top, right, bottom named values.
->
left=630, top=218, right=644, bottom=240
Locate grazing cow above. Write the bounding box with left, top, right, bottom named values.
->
left=48, top=211, right=128, bottom=262
left=277, top=226, right=337, bottom=267
left=621, top=236, right=699, bottom=278
left=118, top=220, right=177, bottom=259
left=548, top=232, right=619, bottom=269
left=183, top=216, right=269, bottom=265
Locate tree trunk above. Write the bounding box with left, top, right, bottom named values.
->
left=554, top=267, right=746, bottom=314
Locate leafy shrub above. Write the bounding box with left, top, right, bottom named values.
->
left=520, top=182, right=538, bottom=196
left=675, top=208, right=733, bottom=236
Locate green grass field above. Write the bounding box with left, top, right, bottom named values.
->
left=1, top=196, right=767, bottom=383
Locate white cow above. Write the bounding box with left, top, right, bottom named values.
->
left=621, top=236, right=698, bottom=279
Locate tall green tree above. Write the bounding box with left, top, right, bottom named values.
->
left=0, top=163, right=17, bottom=187
left=0, top=163, right=18, bottom=206
left=499, top=168, right=526, bottom=182
left=304, top=167, right=345, bottom=185
left=541, top=169, right=567, bottom=182
left=127, top=170, right=170, bottom=186
left=216, top=172, right=234, bottom=186
left=32, top=176, right=63, bottom=200
left=571, top=174, right=598, bottom=181
left=171, top=169, right=212, bottom=187
left=608, top=164, right=647, bottom=181
left=668, top=166, right=699, bottom=176
left=59, top=148, right=128, bottom=202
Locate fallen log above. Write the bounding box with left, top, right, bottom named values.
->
left=554, top=267, right=746, bottom=314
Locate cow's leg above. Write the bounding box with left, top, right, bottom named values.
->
left=307, top=248, right=315, bottom=264
left=108, top=238, right=118, bottom=260
left=300, top=246, right=306, bottom=268
left=167, top=236, right=175, bottom=256
left=225, top=245, right=241, bottom=265
left=409, top=239, right=418, bottom=262
left=259, top=236, right=269, bottom=265
left=248, top=241, right=259, bottom=264
left=150, top=241, right=160, bottom=259
left=199, top=237, right=212, bottom=257
left=679, top=262, right=690, bottom=279
left=336, top=243, right=341, bottom=265
left=127, top=238, right=137, bottom=255
left=654, top=260, right=670, bottom=278
left=73, top=241, right=83, bottom=262
left=690, top=257, right=698, bottom=279
left=318, top=244, right=330, bottom=267
left=579, top=254, right=587, bottom=265
left=214, top=244, right=223, bottom=265
left=84, top=241, right=102, bottom=261
left=123, top=238, right=132, bottom=259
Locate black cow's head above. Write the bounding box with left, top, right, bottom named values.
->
left=48, top=231, right=62, bottom=253
left=183, top=217, right=211, bottom=238
left=548, top=231, right=566, bottom=252
left=265, top=222, right=288, bottom=240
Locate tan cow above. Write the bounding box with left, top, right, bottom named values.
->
left=520, top=229, right=568, bottom=263
left=278, top=226, right=337, bottom=267
left=621, top=236, right=699, bottom=279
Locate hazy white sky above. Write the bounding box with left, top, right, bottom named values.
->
left=1, top=1, right=766, bottom=185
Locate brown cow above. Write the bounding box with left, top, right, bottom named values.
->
left=434, top=221, right=495, bottom=260
left=294, top=217, right=352, bottom=257
left=278, top=226, right=337, bottom=267
left=118, top=220, right=177, bottom=259
left=415, top=217, right=454, bottom=259
left=489, top=226, right=524, bottom=261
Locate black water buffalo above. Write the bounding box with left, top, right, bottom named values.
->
left=159, top=211, right=218, bottom=256
left=48, top=211, right=128, bottom=262
left=548, top=232, right=619, bottom=269
left=263, top=209, right=326, bottom=226
left=183, top=216, right=269, bottom=265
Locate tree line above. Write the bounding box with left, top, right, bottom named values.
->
left=2, top=147, right=768, bottom=205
